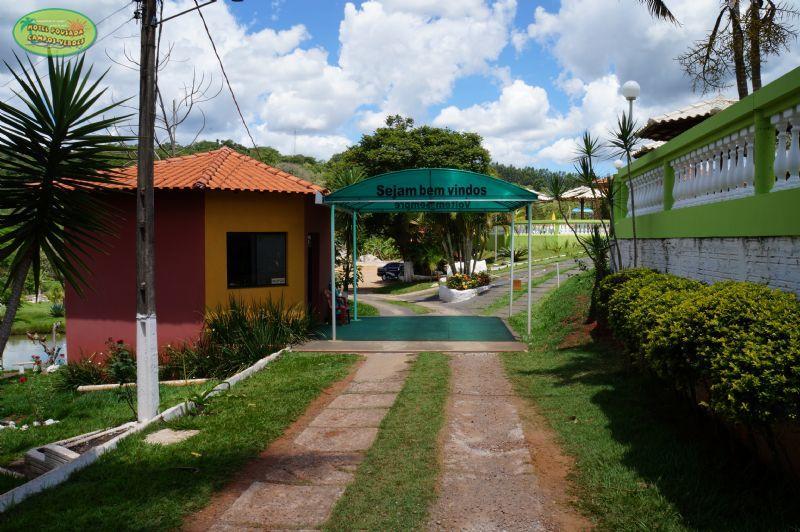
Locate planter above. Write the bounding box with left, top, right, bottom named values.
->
left=438, top=283, right=490, bottom=303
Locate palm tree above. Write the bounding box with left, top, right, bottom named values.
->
left=325, top=167, right=367, bottom=294
left=608, top=112, right=641, bottom=267
left=638, top=0, right=678, bottom=23
left=0, top=55, right=130, bottom=356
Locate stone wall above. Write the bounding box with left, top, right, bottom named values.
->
left=616, top=237, right=800, bottom=295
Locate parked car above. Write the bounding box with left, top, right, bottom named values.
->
left=377, top=262, right=404, bottom=281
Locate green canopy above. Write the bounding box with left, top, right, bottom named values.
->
left=322, top=168, right=538, bottom=213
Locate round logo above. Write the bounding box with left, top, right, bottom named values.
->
left=13, top=9, right=97, bottom=57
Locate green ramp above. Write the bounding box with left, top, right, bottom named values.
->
left=315, top=316, right=516, bottom=342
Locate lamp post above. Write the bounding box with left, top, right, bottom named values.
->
left=621, top=80, right=640, bottom=120
left=620, top=80, right=640, bottom=268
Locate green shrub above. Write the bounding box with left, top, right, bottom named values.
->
left=648, top=282, right=800, bottom=424
left=597, top=267, right=656, bottom=321
left=49, top=302, right=65, bottom=317
left=607, top=273, right=703, bottom=354
left=56, top=354, right=108, bottom=391
left=446, top=272, right=491, bottom=290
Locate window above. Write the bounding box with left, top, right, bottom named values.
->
left=227, top=232, right=287, bottom=288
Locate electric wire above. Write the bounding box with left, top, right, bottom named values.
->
left=192, top=0, right=264, bottom=161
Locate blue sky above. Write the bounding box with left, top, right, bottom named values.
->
left=1, top=0, right=799, bottom=170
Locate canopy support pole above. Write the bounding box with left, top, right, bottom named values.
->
left=330, top=205, right=336, bottom=341
left=509, top=211, right=515, bottom=319
left=352, top=210, right=358, bottom=321
left=527, top=203, right=532, bottom=336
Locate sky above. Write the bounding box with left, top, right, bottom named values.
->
left=2, top=0, right=800, bottom=173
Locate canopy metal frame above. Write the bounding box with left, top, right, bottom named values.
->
left=322, top=168, right=539, bottom=341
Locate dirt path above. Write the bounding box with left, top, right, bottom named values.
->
left=184, top=353, right=413, bottom=531
left=427, top=352, right=591, bottom=531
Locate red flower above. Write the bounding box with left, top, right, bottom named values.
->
left=117, top=339, right=124, bottom=345
left=19, top=377, right=27, bottom=383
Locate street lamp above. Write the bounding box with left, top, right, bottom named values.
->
left=621, top=80, right=640, bottom=119
left=613, top=159, right=624, bottom=170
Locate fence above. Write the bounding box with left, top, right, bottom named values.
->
left=614, top=66, right=800, bottom=240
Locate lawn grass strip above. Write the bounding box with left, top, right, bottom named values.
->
left=323, top=352, right=449, bottom=531
left=0, top=346, right=286, bottom=513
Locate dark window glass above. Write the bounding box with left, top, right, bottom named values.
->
left=226, top=232, right=287, bottom=288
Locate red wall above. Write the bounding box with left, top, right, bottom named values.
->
left=65, top=191, right=206, bottom=359
left=304, top=197, right=331, bottom=320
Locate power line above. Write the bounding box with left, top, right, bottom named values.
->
left=0, top=1, right=134, bottom=90
left=192, top=0, right=264, bottom=162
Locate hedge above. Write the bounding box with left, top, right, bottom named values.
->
left=599, top=272, right=800, bottom=426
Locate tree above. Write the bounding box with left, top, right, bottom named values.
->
left=637, top=0, right=678, bottom=23
left=326, top=167, right=367, bottom=294
left=608, top=112, right=641, bottom=267
left=0, top=55, right=130, bottom=356
left=678, top=1, right=798, bottom=98
left=330, top=115, right=492, bottom=267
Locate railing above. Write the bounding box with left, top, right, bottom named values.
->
left=510, top=220, right=609, bottom=236
left=614, top=66, right=800, bottom=239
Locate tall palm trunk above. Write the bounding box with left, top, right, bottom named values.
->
left=0, top=253, right=33, bottom=358
left=730, top=0, right=750, bottom=98
left=748, top=0, right=763, bottom=91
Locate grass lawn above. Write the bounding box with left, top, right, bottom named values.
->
left=385, top=299, right=431, bottom=314
left=0, top=353, right=357, bottom=531
left=480, top=269, right=558, bottom=316
left=0, top=373, right=209, bottom=470
left=503, top=273, right=800, bottom=530
left=324, top=352, right=449, bottom=531
left=371, top=280, right=437, bottom=295
left=1, top=302, right=63, bottom=335
left=349, top=298, right=378, bottom=317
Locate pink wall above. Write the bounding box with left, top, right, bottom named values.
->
left=65, top=191, right=206, bottom=359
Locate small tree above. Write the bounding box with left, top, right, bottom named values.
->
left=608, top=112, right=641, bottom=268
left=0, top=55, right=130, bottom=356
left=326, top=167, right=367, bottom=294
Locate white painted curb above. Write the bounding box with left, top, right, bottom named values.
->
left=0, top=347, right=288, bottom=513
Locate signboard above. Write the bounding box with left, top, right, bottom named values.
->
left=13, top=9, right=97, bottom=57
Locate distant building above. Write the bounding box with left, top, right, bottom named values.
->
left=65, top=147, right=331, bottom=358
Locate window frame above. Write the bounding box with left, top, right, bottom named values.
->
left=226, top=231, right=289, bottom=289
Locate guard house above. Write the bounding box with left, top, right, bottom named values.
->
left=65, top=147, right=331, bottom=358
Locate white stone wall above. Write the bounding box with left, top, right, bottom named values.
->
left=616, top=237, right=800, bottom=295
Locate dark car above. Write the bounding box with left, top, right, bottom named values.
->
left=377, top=262, right=404, bottom=281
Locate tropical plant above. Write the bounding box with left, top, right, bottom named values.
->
left=636, top=0, right=677, bottom=23
left=184, top=382, right=229, bottom=416
left=678, top=1, right=799, bottom=98
left=326, top=166, right=367, bottom=294
left=607, top=112, right=640, bottom=267
left=0, top=54, right=130, bottom=357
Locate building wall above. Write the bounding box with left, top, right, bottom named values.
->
left=204, top=191, right=307, bottom=309
left=617, top=237, right=800, bottom=295
left=304, top=195, right=331, bottom=319
left=65, top=191, right=206, bottom=359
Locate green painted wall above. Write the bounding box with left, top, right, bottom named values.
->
left=613, top=66, right=800, bottom=239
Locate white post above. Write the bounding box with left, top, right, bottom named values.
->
left=557, top=261, right=560, bottom=287
left=330, top=205, right=336, bottom=341
left=352, top=210, right=358, bottom=321
left=136, top=314, right=159, bottom=421
left=509, top=211, right=515, bottom=318
left=494, top=225, right=498, bottom=265
left=527, top=203, right=532, bottom=336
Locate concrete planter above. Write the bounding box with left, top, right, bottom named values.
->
left=438, top=282, right=490, bottom=303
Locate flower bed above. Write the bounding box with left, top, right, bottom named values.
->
left=439, top=272, right=491, bottom=303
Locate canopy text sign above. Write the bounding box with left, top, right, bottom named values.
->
left=13, top=9, right=97, bottom=57
left=325, top=168, right=538, bottom=213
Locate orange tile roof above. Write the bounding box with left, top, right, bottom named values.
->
left=108, top=147, right=326, bottom=194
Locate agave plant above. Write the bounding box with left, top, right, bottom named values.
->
left=0, top=54, right=131, bottom=356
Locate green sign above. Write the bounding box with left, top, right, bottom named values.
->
left=13, top=9, right=97, bottom=57
left=324, top=168, right=539, bottom=213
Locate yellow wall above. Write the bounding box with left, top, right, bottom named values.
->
left=204, top=191, right=306, bottom=309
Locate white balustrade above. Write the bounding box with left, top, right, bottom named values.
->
left=626, top=166, right=663, bottom=216
left=771, top=104, right=800, bottom=192
left=670, top=125, right=754, bottom=209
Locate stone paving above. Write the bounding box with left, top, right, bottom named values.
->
left=427, top=352, right=552, bottom=531
left=201, top=353, right=413, bottom=531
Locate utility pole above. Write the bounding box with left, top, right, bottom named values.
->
left=136, top=0, right=160, bottom=422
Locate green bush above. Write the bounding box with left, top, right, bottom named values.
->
left=607, top=273, right=702, bottom=354
left=597, top=267, right=656, bottom=322
left=647, top=282, right=800, bottom=424
left=56, top=355, right=108, bottom=391
left=49, top=302, right=65, bottom=317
